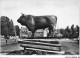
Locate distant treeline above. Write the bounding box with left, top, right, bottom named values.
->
left=59, top=25, right=79, bottom=38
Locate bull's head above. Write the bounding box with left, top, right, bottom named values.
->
left=17, top=13, right=32, bottom=26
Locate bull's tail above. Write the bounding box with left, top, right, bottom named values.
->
left=54, top=16, right=57, bottom=29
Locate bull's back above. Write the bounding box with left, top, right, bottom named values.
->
left=34, top=15, right=57, bottom=25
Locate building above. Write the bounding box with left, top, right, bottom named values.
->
left=20, top=27, right=50, bottom=38
left=54, top=29, right=62, bottom=38
left=20, top=27, right=32, bottom=38
left=35, top=29, right=44, bottom=37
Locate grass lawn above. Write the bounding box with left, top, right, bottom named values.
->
left=59, top=39, right=79, bottom=55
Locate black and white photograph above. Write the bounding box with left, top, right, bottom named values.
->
left=0, top=0, right=79, bottom=55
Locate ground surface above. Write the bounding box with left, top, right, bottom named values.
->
left=0, top=39, right=79, bottom=55
left=59, top=39, right=79, bottom=55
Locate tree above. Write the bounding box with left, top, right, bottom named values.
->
left=71, top=24, right=75, bottom=37
left=1, top=16, right=9, bottom=39
left=15, top=25, right=20, bottom=36
left=65, top=26, right=71, bottom=38
left=76, top=25, right=79, bottom=38
left=65, top=26, right=70, bottom=32
left=59, top=25, right=79, bottom=38
left=8, top=19, right=15, bottom=36
left=1, top=16, right=15, bottom=39
left=59, top=28, right=65, bottom=37
left=60, top=29, right=64, bottom=34
left=74, top=25, right=79, bottom=38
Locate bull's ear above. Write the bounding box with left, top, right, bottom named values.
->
left=21, top=13, right=23, bottom=14
left=21, top=13, right=24, bottom=16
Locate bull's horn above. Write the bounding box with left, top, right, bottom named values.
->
left=21, top=13, right=25, bottom=16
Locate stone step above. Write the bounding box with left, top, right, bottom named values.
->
left=18, top=39, right=64, bottom=54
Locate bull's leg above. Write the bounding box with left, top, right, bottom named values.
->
left=32, top=31, right=35, bottom=38
left=48, top=25, right=54, bottom=37
left=48, top=28, right=52, bottom=37
left=52, top=25, right=55, bottom=37
left=52, top=28, right=55, bottom=37
left=50, top=30, right=53, bottom=37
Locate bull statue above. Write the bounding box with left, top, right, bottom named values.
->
left=17, top=13, right=57, bottom=38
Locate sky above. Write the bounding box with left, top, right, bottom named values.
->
left=0, top=0, right=80, bottom=28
